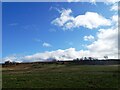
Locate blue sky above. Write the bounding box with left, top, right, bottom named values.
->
left=2, top=1, right=118, bottom=62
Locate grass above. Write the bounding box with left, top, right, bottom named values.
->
left=2, top=63, right=120, bottom=88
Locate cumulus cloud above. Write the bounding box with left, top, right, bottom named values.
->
left=67, top=0, right=95, bottom=3
left=1, top=48, right=91, bottom=63
left=67, top=0, right=119, bottom=3
left=104, top=0, right=119, bottom=4
left=3, top=16, right=118, bottom=63
left=51, top=9, right=74, bottom=27
left=2, top=56, right=22, bottom=63
left=18, top=48, right=92, bottom=62
left=83, top=13, right=118, bottom=59
left=111, top=14, right=118, bottom=27
left=3, top=29, right=118, bottom=63
left=24, top=48, right=75, bottom=61
left=110, top=3, right=118, bottom=11
left=43, top=42, right=52, bottom=47
left=73, top=12, right=111, bottom=29
left=87, top=27, right=118, bottom=59
left=84, top=35, right=95, bottom=41
left=2, top=35, right=118, bottom=63
left=52, top=9, right=111, bottom=30
left=112, top=15, right=118, bottom=22
left=2, top=2, right=119, bottom=63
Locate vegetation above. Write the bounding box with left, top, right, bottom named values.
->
left=2, top=63, right=120, bottom=89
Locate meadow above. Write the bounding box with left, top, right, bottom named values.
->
left=2, top=63, right=120, bottom=89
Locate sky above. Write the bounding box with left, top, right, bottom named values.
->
left=2, top=1, right=119, bottom=63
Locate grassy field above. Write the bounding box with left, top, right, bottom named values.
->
left=2, top=63, right=120, bottom=89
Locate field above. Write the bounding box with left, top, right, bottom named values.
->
left=2, top=63, right=120, bottom=89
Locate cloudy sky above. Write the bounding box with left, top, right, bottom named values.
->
left=2, top=1, right=119, bottom=63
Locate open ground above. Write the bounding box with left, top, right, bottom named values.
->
left=2, top=62, right=120, bottom=89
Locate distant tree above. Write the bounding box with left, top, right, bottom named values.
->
left=88, top=57, right=92, bottom=60
left=104, top=56, right=108, bottom=60
left=84, top=57, right=87, bottom=60
left=52, top=59, right=57, bottom=62
left=94, top=58, right=98, bottom=60
left=12, top=61, right=17, bottom=65
left=73, top=58, right=79, bottom=61
left=5, top=61, right=12, bottom=65
left=80, top=58, right=83, bottom=61
left=76, top=58, right=79, bottom=61
left=4, top=60, right=17, bottom=65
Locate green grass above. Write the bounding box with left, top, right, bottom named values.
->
left=2, top=64, right=120, bottom=88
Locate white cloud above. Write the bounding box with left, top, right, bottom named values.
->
left=112, top=15, right=118, bottom=22
left=2, top=56, right=22, bottom=63
left=83, top=13, right=118, bottom=59
left=52, top=9, right=74, bottom=27
left=110, top=3, right=118, bottom=11
left=3, top=27, right=119, bottom=63
left=67, top=0, right=119, bottom=4
left=3, top=56, right=16, bottom=62
left=74, top=12, right=111, bottom=29
left=84, top=35, right=95, bottom=41
left=52, top=9, right=111, bottom=30
left=111, top=14, right=118, bottom=27
left=3, top=2, right=119, bottom=63
left=23, top=48, right=73, bottom=61
left=104, top=0, right=119, bottom=4
left=43, top=42, right=52, bottom=47
left=67, top=0, right=96, bottom=3
left=67, top=0, right=80, bottom=2
left=2, top=48, right=91, bottom=63
left=87, top=27, right=118, bottom=59
left=49, top=6, right=61, bottom=13
left=21, top=48, right=91, bottom=62
left=3, top=15, right=118, bottom=63
left=3, top=32, right=118, bottom=63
